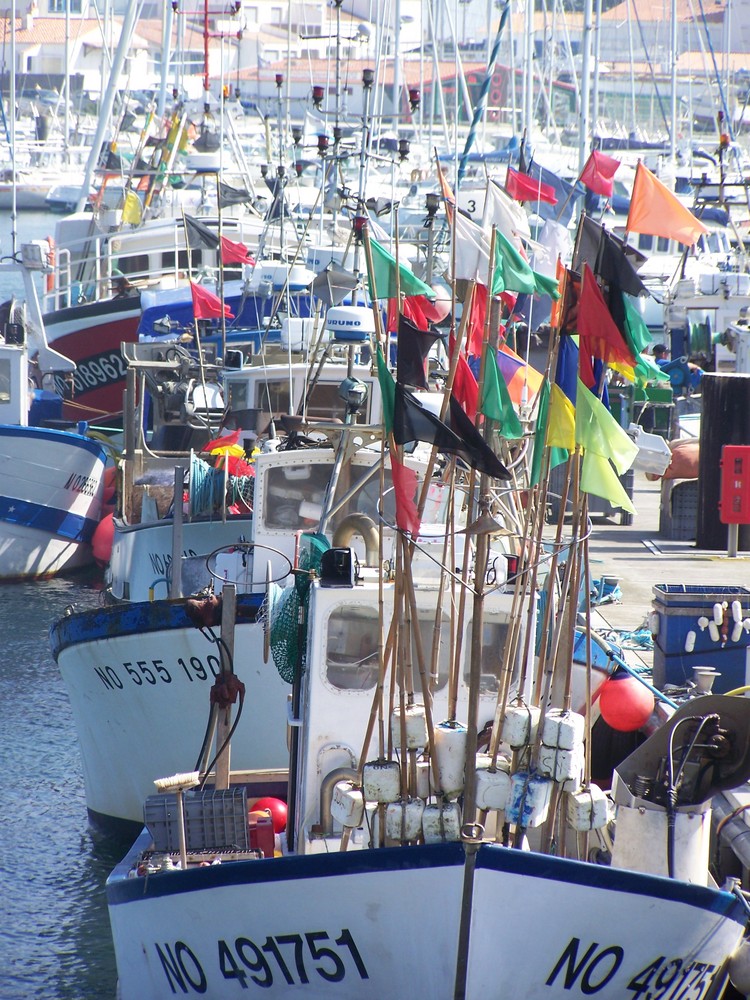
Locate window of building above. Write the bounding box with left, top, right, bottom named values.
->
left=49, top=0, right=82, bottom=12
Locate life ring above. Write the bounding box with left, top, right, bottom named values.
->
left=45, top=235, right=55, bottom=294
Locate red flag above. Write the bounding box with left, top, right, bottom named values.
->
left=190, top=281, right=234, bottom=320
left=390, top=452, right=421, bottom=535
left=450, top=335, right=479, bottom=420
left=387, top=295, right=431, bottom=332
left=577, top=264, right=635, bottom=367
left=467, top=281, right=488, bottom=356
left=201, top=429, right=241, bottom=452
left=579, top=149, right=620, bottom=197
left=505, top=166, right=557, bottom=205
left=220, top=235, right=255, bottom=266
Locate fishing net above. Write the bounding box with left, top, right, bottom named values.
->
left=264, top=533, right=329, bottom=684
left=189, top=453, right=255, bottom=516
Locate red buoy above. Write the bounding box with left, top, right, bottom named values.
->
left=103, top=464, right=118, bottom=504
left=250, top=796, right=287, bottom=834
left=92, top=512, right=115, bottom=567
left=598, top=673, right=654, bottom=732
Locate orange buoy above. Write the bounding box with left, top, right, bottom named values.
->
left=598, top=673, right=655, bottom=733
left=92, top=512, right=115, bottom=567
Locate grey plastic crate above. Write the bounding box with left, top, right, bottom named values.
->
left=145, top=787, right=249, bottom=852
left=659, top=479, right=698, bottom=541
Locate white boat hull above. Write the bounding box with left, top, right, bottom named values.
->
left=0, top=425, right=106, bottom=579
left=107, top=516, right=255, bottom=603
left=52, top=597, right=291, bottom=829
left=107, top=835, right=747, bottom=1000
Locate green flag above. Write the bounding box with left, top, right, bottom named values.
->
left=480, top=344, right=523, bottom=439
left=491, top=232, right=561, bottom=300
left=634, top=352, right=670, bottom=387
left=575, top=379, right=638, bottom=475
left=622, top=293, right=653, bottom=355
left=368, top=237, right=435, bottom=300
left=376, top=346, right=395, bottom=435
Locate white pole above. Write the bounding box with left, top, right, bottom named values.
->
left=670, top=0, right=677, bottom=165
left=64, top=0, right=70, bottom=163
left=10, top=0, right=17, bottom=257
left=157, top=0, right=174, bottom=118
left=74, top=1, right=142, bottom=213
left=578, top=0, right=594, bottom=172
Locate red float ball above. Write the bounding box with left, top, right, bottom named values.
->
left=250, top=796, right=287, bottom=833
left=92, top=512, right=115, bottom=567
left=598, top=673, right=655, bottom=732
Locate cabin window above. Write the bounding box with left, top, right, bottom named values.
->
left=657, top=237, right=670, bottom=253
left=462, top=618, right=511, bottom=693
left=637, top=234, right=653, bottom=252
left=253, top=378, right=287, bottom=414
left=0, top=359, right=10, bottom=403
left=262, top=459, right=396, bottom=532
left=226, top=380, right=248, bottom=409
left=117, top=253, right=150, bottom=280
left=325, top=605, right=450, bottom=691
left=251, top=378, right=369, bottom=423
left=263, top=461, right=332, bottom=529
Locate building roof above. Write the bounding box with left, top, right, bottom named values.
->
left=7, top=15, right=148, bottom=49
left=237, top=56, right=487, bottom=87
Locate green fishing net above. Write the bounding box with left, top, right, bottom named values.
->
left=266, top=533, right=329, bottom=684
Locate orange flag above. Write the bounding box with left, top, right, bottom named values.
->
left=626, top=161, right=708, bottom=246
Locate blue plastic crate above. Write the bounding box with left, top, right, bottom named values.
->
left=652, top=585, right=750, bottom=692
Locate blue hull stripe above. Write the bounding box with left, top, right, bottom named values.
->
left=106, top=837, right=746, bottom=925
left=475, top=843, right=745, bottom=918
left=0, top=423, right=108, bottom=459
left=0, top=495, right=98, bottom=543
left=50, top=592, right=266, bottom=658
left=107, top=840, right=466, bottom=905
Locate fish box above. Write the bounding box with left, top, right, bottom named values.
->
left=144, top=788, right=249, bottom=852
left=652, top=584, right=750, bottom=692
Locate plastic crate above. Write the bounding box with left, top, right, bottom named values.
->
left=144, top=787, right=249, bottom=852
left=547, top=464, right=634, bottom=525
left=652, top=584, right=750, bottom=692
left=659, top=479, right=699, bottom=541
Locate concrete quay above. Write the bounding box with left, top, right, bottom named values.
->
left=582, top=472, right=750, bottom=676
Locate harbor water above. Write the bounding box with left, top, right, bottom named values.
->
left=0, top=573, right=123, bottom=1000
left=1, top=212, right=122, bottom=998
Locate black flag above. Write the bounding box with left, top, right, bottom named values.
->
left=184, top=214, right=219, bottom=252
left=573, top=215, right=647, bottom=298
left=448, top=395, right=511, bottom=481
left=393, top=385, right=510, bottom=480
left=396, top=315, right=442, bottom=390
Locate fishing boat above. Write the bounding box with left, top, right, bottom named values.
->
left=102, top=385, right=750, bottom=1000
left=49, top=299, right=386, bottom=831
left=0, top=257, right=108, bottom=580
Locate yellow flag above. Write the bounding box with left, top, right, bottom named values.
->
left=121, top=190, right=142, bottom=225
left=581, top=452, right=636, bottom=515
left=547, top=383, right=576, bottom=452
left=575, top=379, right=638, bottom=475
